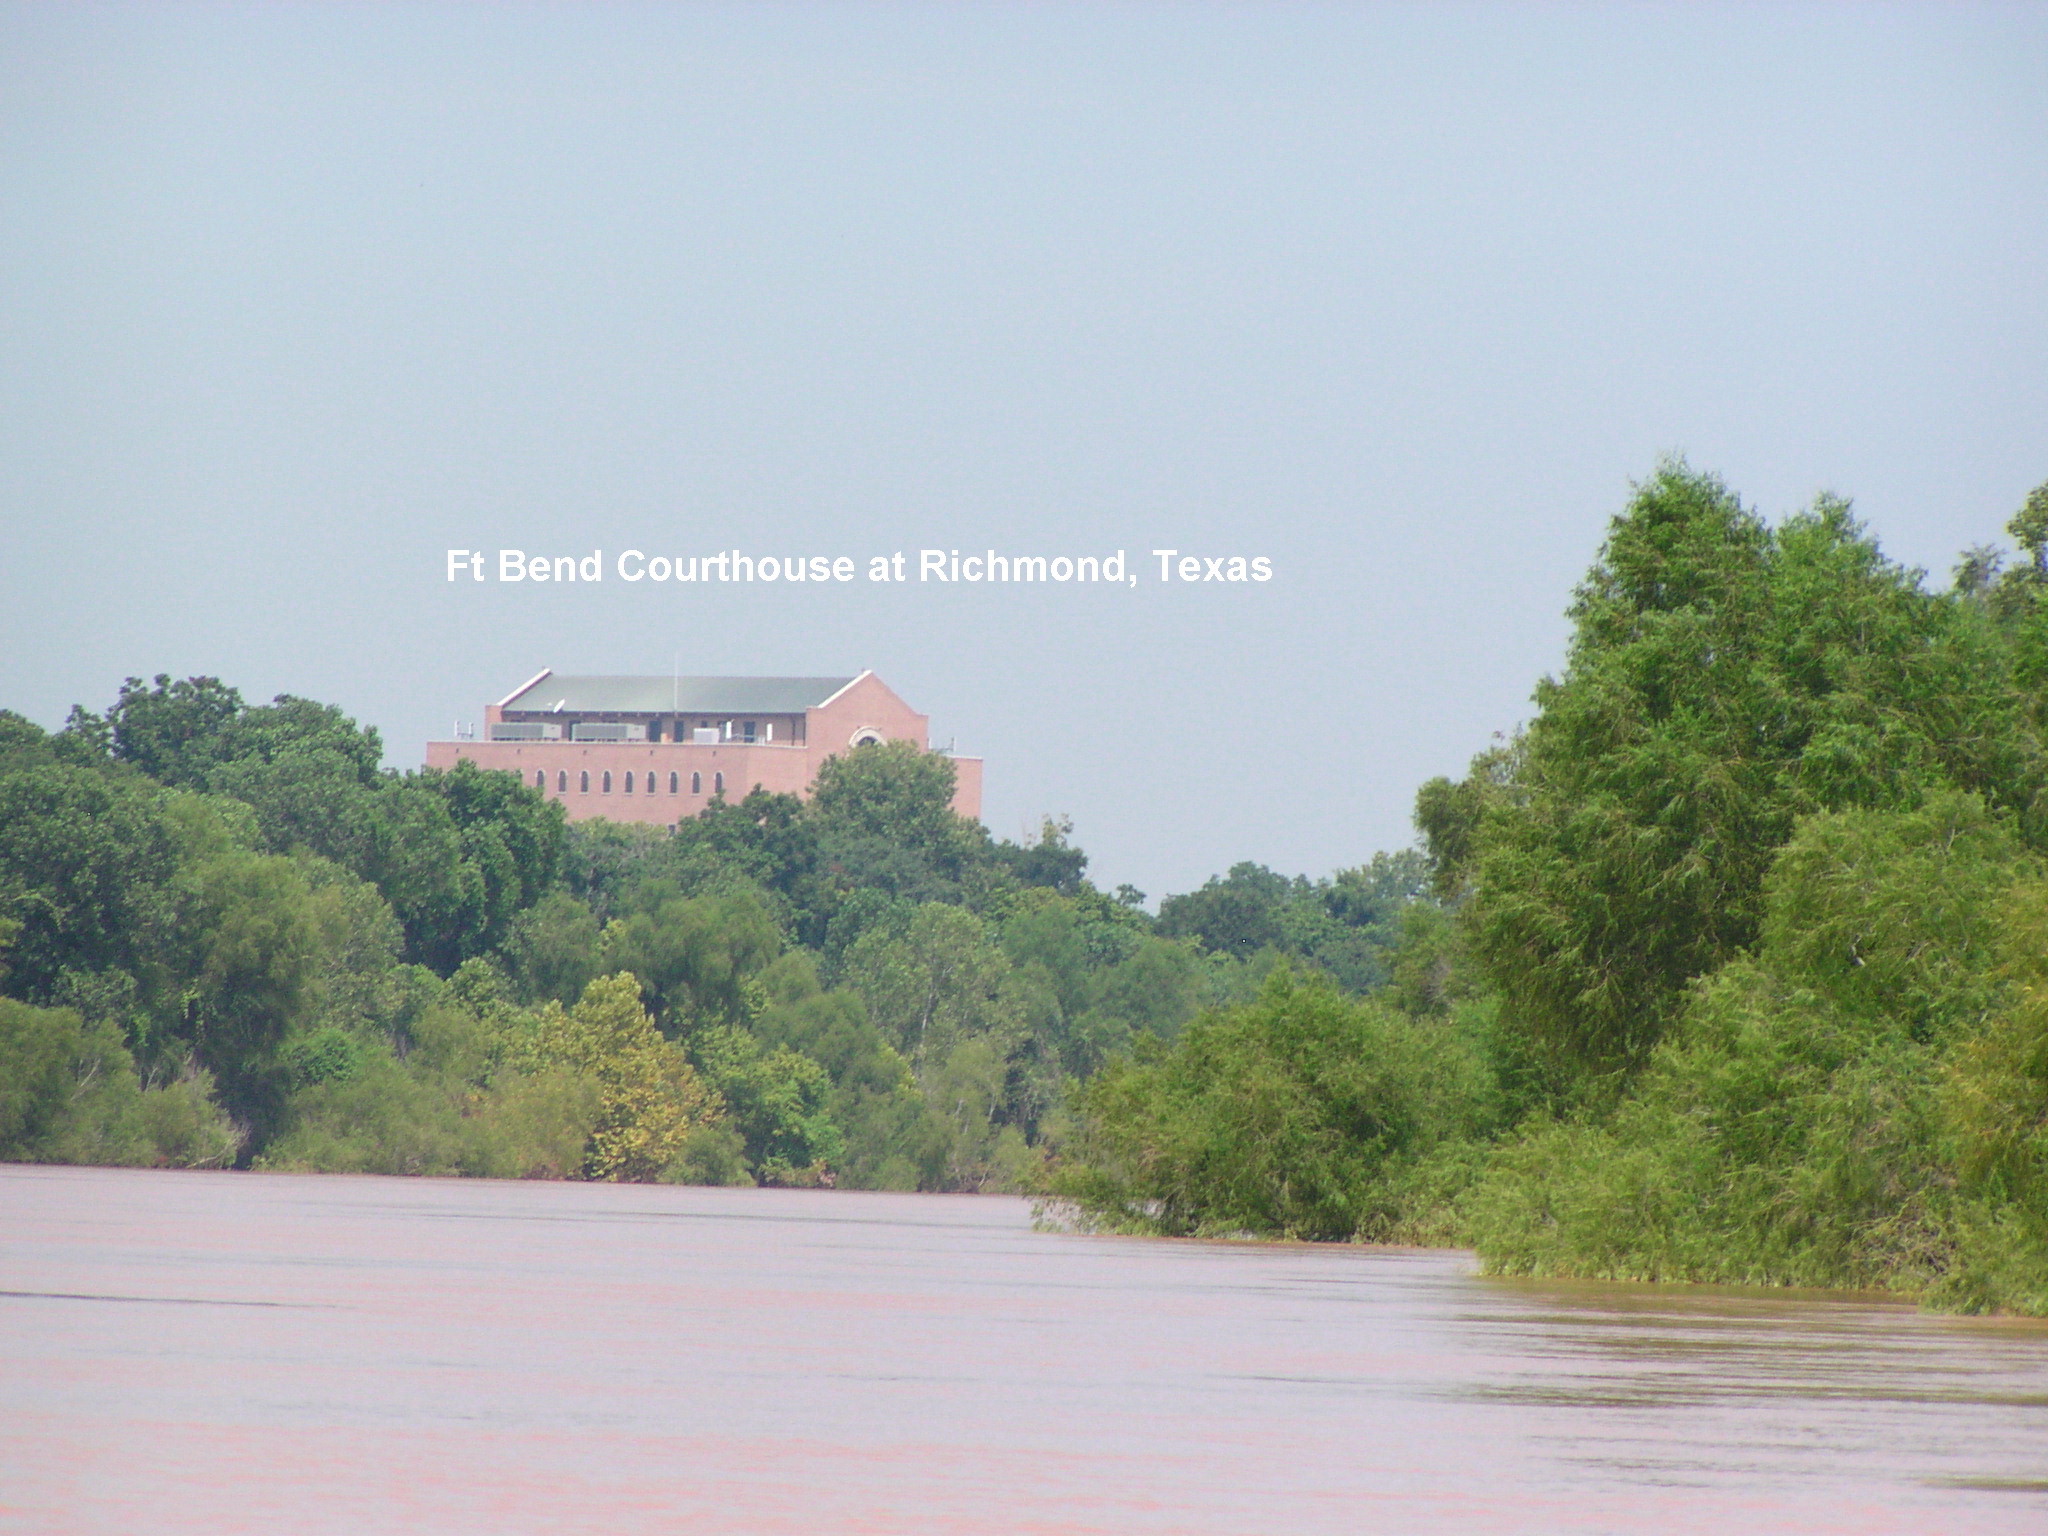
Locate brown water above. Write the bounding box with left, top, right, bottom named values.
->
left=3, top=1166, right=2045, bottom=1535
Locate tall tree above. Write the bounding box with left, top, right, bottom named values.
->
left=104, top=675, right=244, bottom=787
left=1459, top=461, right=2043, bottom=1084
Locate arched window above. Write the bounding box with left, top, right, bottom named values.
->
left=669, top=771, right=679, bottom=793
left=691, top=771, right=701, bottom=795
left=625, top=772, right=634, bottom=794
left=713, top=772, right=724, bottom=795
left=579, top=770, right=589, bottom=793
left=534, top=770, right=545, bottom=789
left=558, top=771, right=567, bottom=792
left=602, top=771, right=612, bottom=793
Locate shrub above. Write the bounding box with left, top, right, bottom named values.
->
left=515, top=974, right=724, bottom=1181
left=1050, top=970, right=1500, bottom=1240
left=135, top=1069, right=241, bottom=1168
left=1463, top=965, right=1956, bottom=1290
left=256, top=1050, right=462, bottom=1175
left=1466, top=798, right=2035, bottom=1299
left=457, top=1067, right=601, bottom=1179
left=0, top=998, right=147, bottom=1164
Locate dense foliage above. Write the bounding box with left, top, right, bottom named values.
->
left=1049, top=463, right=2048, bottom=1315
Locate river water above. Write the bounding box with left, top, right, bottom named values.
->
left=3, top=1166, right=2044, bottom=1535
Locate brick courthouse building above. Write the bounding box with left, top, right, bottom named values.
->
left=426, top=670, right=982, bottom=827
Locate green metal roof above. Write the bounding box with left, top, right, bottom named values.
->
left=501, top=673, right=859, bottom=716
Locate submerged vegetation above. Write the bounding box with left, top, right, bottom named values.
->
left=8, top=462, right=2048, bottom=1313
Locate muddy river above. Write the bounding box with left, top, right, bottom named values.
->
left=3, top=1165, right=2044, bottom=1533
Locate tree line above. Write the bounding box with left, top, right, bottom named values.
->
left=0, top=678, right=1432, bottom=1190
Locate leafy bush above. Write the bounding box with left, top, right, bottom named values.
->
left=1465, top=796, right=2037, bottom=1298
left=1050, top=970, right=1500, bottom=1240
left=1464, top=967, right=1956, bottom=1290
left=456, top=1067, right=602, bottom=1180
left=689, top=1024, right=844, bottom=1182
left=257, top=1051, right=463, bottom=1175
left=0, top=998, right=151, bottom=1164
left=283, top=1026, right=364, bottom=1088
left=134, top=1070, right=241, bottom=1168
left=1936, top=879, right=2048, bottom=1312
left=0, top=998, right=238, bottom=1167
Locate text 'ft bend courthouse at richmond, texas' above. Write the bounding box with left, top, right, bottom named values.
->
left=425, top=670, right=982, bottom=827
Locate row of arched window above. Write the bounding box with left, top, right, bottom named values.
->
left=533, top=768, right=723, bottom=797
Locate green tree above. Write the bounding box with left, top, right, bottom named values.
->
left=1414, top=743, right=1520, bottom=899
left=105, top=674, right=243, bottom=786
left=1466, top=794, right=2038, bottom=1297
left=359, top=777, right=478, bottom=969
left=676, top=789, right=820, bottom=917
left=1085, top=935, right=1204, bottom=1043
left=1461, top=463, right=2044, bottom=1085
left=752, top=952, right=935, bottom=1189
left=208, top=743, right=382, bottom=877
left=0, top=998, right=149, bottom=1163
left=0, top=998, right=236, bottom=1168
left=0, top=759, right=182, bottom=1009
left=2007, top=479, right=2048, bottom=580
left=808, top=739, right=962, bottom=855
left=689, top=1025, right=844, bottom=1182
left=840, top=902, right=1013, bottom=1059
left=176, top=850, right=329, bottom=1132
left=498, top=891, right=603, bottom=1005
left=427, top=758, right=564, bottom=915
left=1760, top=793, right=2026, bottom=1040
left=212, top=694, right=384, bottom=784
left=1156, top=863, right=1294, bottom=959
left=1944, top=879, right=2048, bottom=1313
left=599, top=884, right=781, bottom=1031
left=995, top=816, right=1090, bottom=895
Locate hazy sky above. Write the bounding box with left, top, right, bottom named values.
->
left=4, top=3, right=2044, bottom=899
